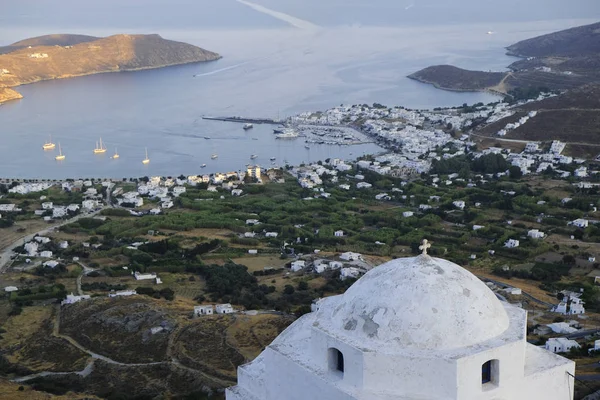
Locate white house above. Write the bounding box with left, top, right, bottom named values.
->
left=504, top=239, right=519, bottom=248
left=61, top=293, right=91, bottom=305
left=340, top=252, right=362, bottom=261
left=216, top=303, right=234, bottom=314
left=340, top=267, right=361, bottom=280
left=291, top=260, right=306, bottom=272
left=59, top=241, right=69, bottom=249
left=82, top=200, right=98, bottom=210
left=246, top=219, right=260, bottom=225
left=248, top=249, right=258, bottom=255
left=43, top=260, right=60, bottom=268
left=356, top=182, right=372, bottom=189
left=172, top=186, right=186, bottom=197
left=527, top=229, right=545, bottom=239
left=546, top=322, right=577, bottom=334
left=473, top=225, right=485, bottom=231
left=232, top=189, right=243, bottom=196
left=24, top=242, right=39, bottom=257
left=452, top=200, right=466, bottom=210
left=545, top=338, right=580, bottom=354
left=41, top=202, right=54, bottom=210
left=226, top=254, right=575, bottom=400
left=108, top=290, right=137, bottom=297
left=39, top=250, right=53, bottom=258
left=402, top=211, right=414, bottom=218
left=265, top=232, right=279, bottom=238
left=334, top=230, right=345, bottom=237
left=4, top=286, right=18, bottom=293
left=571, top=219, right=589, bottom=229
left=194, top=305, right=214, bottom=316
left=134, top=271, right=157, bottom=281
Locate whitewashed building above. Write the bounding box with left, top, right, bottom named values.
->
left=340, top=252, right=362, bottom=261
left=504, top=239, right=520, bottom=248
left=571, top=219, right=589, bottom=228
left=545, top=338, right=580, bottom=354
left=108, top=290, right=137, bottom=297
left=216, top=303, right=234, bottom=314
left=61, top=293, right=91, bottom=305
left=226, top=253, right=575, bottom=400
left=527, top=229, right=545, bottom=239
left=291, top=260, right=306, bottom=272
left=194, top=305, right=214, bottom=316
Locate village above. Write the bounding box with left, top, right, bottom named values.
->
left=1, top=93, right=600, bottom=396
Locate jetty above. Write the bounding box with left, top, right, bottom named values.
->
left=202, top=116, right=283, bottom=125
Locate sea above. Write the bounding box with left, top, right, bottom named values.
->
left=0, top=0, right=598, bottom=179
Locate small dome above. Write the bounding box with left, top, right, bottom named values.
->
left=317, top=255, right=510, bottom=351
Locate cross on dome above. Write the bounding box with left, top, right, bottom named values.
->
left=419, top=239, right=431, bottom=255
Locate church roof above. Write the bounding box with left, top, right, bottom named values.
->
left=316, top=254, right=510, bottom=352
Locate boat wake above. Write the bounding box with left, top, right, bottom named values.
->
left=194, top=61, right=253, bottom=78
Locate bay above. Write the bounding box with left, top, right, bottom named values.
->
left=0, top=0, right=598, bottom=179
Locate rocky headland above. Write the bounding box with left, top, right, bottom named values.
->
left=408, top=21, right=600, bottom=96
left=0, top=33, right=221, bottom=104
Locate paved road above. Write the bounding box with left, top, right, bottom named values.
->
left=75, top=261, right=97, bottom=295
left=0, top=207, right=106, bottom=273
left=477, top=276, right=557, bottom=308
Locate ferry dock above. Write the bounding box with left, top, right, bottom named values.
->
left=202, top=116, right=283, bottom=125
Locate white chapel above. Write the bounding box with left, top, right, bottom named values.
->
left=226, top=246, right=575, bottom=400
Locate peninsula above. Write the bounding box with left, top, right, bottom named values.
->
left=0, top=34, right=221, bottom=103
left=408, top=21, right=600, bottom=96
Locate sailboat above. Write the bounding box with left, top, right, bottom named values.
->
left=211, top=154, right=218, bottom=159
left=142, top=147, right=150, bottom=164
left=111, top=147, right=120, bottom=159
left=94, top=137, right=107, bottom=154
left=55, top=143, right=65, bottom=161
left=42, top=135, right=56, bottom=150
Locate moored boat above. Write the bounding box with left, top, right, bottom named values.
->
left=142, top=147, right=150, bottom=164
left=42, top=135, right=56, bottom=150
left=55, top=143, right=65, bottom=161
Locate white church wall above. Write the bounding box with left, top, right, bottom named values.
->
left=264, top=347, right=356, bottom=400
left=517, top=359, right=575, bottom=400
left=363, top=352, right=457, bottom=399
left=309, top=326, right=365, bottom=389
left=456, top=340, right=526, bottom=399
left=236, top=354, right=267, bottom=399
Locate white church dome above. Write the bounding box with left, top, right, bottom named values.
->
left=319, top=254, right=510, bottom=351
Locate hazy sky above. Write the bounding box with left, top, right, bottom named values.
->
left=1, top=0, right=598, bottom=34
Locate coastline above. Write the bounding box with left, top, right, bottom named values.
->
left=406, top=74, right=507, bottom=97
left=0, top=57, right=222, bottom=105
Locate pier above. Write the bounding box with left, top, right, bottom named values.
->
left=202, top=116, right=283, bottom=125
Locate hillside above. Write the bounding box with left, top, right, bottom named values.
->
left=474, top=84, right=600, bottom=158
left=0, top=88, right=23, bottom=103
left=0, top=34, right=221, bottom=103
left=409, top=21, right=600, bottom=95
left=407, top=65, right=506, bottom=92
left=506, top=22, right=600, bottom=58
left=0, top=297, right=293, bottom=398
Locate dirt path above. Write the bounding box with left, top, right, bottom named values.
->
left=12, top=305, right=234, bottom=388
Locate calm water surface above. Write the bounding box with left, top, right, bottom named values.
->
left=0, top=0, right=598, bottom=178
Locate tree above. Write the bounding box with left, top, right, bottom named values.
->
left=297, top=281, right=309, bottom=291
left=283, top=285, right=295, bottom=295
left=508, top=166, right=523, bottom=179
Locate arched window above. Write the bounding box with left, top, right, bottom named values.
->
left=328, top=348, right=345, bottom=376
left=482, top=360, right=499, bottom=387
left=481, top=361, right=492, bottom=384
